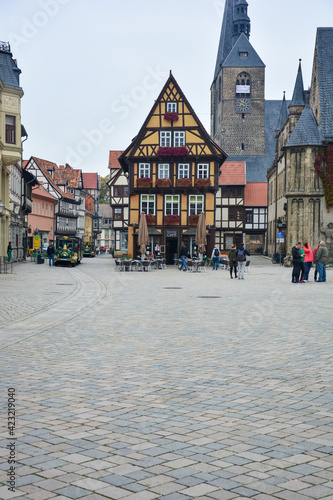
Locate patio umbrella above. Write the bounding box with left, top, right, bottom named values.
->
left=138, top=212, right=149, bottom=256
left=195, top=211, right=207, bottom=255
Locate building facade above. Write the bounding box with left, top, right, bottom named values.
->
left=0, top=42, right=23, bottom=257
left=108, top=150, right=129, bottom=255
left=119, top=73, right=227, bottom=263
left=267, top=28, right=333, bottom=259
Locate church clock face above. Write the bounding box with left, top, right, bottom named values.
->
left=236, top=98, right=251, bottom=113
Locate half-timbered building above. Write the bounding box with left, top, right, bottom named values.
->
left=107, top=150, right=129, bottom=255
left=119, top=73, right=227, bottom=262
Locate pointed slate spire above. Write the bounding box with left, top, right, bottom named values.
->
left=233, top=0, right=250, bottom=44
left=276, top=91, right=288, bottom=131
left=286, top=103, right=321, bottom=147
left=213, top=0, right=235, bottom=81
left=289, top=59, right=306, bottom=108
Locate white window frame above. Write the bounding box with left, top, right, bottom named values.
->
left=138, top=163, right=150, bottom=178
left=189, top=195, right=204, bottom=215
left=160, top=131, right=171, bottom=147
left=178, top=163, right=190, bottom=179
left=140, top=194, right=156, bottom=215
left=174, top=131, right=185, bottom=147
left=158, top=164, right=170, bottom=179
left=165, top=195, right=180, bottom=215
left=166, top=102, right=177, bottom=112
left=197, top=163, right=209, bottom=179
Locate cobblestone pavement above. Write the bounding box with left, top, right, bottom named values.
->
left=0, top=256, right=332, bottom=500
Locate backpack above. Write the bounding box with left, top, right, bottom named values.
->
left=214, top=248, right=219, bottom=257
left=237, top=248, right=245, bottom=261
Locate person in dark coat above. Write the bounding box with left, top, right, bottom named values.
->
left=228, top=244, right=238, bottom=279
left=47, top=241, right=55, bottom=266
left=291, top=242, right=302, bottom=283
left=179, top=242, right=188, bottom=271
left=7, top=241, right=12, bottom=263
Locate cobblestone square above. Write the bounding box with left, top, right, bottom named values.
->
left=0, top=256, right=332, bottom=499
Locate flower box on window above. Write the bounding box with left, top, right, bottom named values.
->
left=163, top=111, right=179, bottom=122
left=176, top=178, right=192, bottom=188
left=145, top=214, right=156, bottom=225
left=156, top=178, right=172, bottom=188
left=188, top=214, right=199, bottom=225
left=136, top=177, right=152, bottom=188
left=157, top=147, right=188, bottom=157
left=164, top=214, right=180, bottom=225
left=195, top=178, right=211, bottom=188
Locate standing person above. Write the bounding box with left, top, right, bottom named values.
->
left=291, top=242, right=302, bottom=283
left=299, top=244, right=305, bottom=282
left=236, top=243, right=250, bottom=280
left=7, top=241, right=12, bottom=263
left=211, top=245, right=220, bottom=270
left=313, top=242, right=320, bottom=281
left=154, top=243, right=160, bottom=256
left=179, top=242, right=188, bottom=272
left=228, top=244, right=238, bottom=279
left=47, top=241, right=55, bottom=266
left=303, top=242, right=314, bottom=282
left=314, top=241, right=328, bottom=282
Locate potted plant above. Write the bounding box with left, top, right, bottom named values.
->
left=195, top=178, right=211, bottom=188
left=164, top=214, right=180, bottom=225
left=145, top=214, right=156, bottom=225
left=157, top=147, right=188, bottom=157
left=176, top=178, right=192, bottom=188
left=136, top=177, right=151, bottom=188
left=156, top=178, right=172, bottom=188
left=163, top=111, right=179, bottom=122
left=188, top=214, right=199, bottom=225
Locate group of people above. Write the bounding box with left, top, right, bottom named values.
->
left=211, top=243, right=250, bottom=279
left=292, top=240, right=328, bottom=283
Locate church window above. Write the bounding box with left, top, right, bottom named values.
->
left=218, top=76, right=222, bottom=102
left=160, top=131, right=171, bottom=147
left=240, top=24, right=245, bottom=32
left=234, top=24, right=238, bottom=34
left=166, top=102, right=177, bottom=112
left=241, top=143, right=245, bottom=150
left=236, top=72, right=251, bottom=97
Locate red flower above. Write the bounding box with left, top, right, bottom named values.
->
left=164, top=112, right=179, bottom=122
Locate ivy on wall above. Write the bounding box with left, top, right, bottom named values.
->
left=315, top=144, right=333, bottom=209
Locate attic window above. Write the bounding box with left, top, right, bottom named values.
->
left=239, top=52, right=248, bottom=57
left=166, top=102, right=177, bottom=113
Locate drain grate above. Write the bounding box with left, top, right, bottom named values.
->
left=198, top=296, right=221, bottom=298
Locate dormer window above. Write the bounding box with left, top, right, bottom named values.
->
left=239, top=52, right=248, bottom=57
left=166, top=102, right=177, bottom=112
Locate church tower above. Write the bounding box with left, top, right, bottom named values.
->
left=211, top=0, right=277, bottom=182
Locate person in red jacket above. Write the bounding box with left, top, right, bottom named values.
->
left=303, top=242, right=314, bottom=282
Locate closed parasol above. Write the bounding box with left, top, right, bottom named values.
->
left=138, top=212, right=150, bottom=256
left=195, top=211, right=207, bottom=254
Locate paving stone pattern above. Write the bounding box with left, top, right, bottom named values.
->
left=0, top=256, right=332, bottom=499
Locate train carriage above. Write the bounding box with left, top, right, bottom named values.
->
left=83, top=241, right=96, bottom=257
left=55, top=236, right=83, bottom=266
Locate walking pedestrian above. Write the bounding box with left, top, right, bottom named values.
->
left=211, top=245, right=220, bottom=270
left=179, top=242, right=188, bottom=272
left=299, top=244, right=305, bottom=282
left=7, top=241, right=12, bottom=263
left=314, top=241, right=328, bottom=282
left=313, top=242, right=320, bottom=281
left=303, top=242, right=314, bottom=282
left=236, top=243, right=250, bottom=280
left=291, top=242, right=302, bottom=283
left=47, top=241, right=55, bottom=266
left=228, top=244, right=238, bottom=279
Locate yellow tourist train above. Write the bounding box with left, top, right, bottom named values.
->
left=55, top=236, right=83, bottom=266
left=83, top=241, right=96, bottom=257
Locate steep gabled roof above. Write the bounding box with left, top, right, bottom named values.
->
left=286, top=105, right=321, bottom=147
left=57, top=164, right=82, bottom=189
left=119, top=73, right=227, bottom=168
left=219, top=161, right=246, bottom=185
left=316, top=28, right=333, bottom=142
left=108, top=150, right=123, bottom=169
left=99, top=203, right=113, bottom=218
left=82, top=172, right=99, bottom=190
left=276, top=93, right=289, bottom=131
left=244, top=182, right=267, bottom=206
left=222, top=33, right=265, bottom=68
left=32, top=184, right=57, bottom=202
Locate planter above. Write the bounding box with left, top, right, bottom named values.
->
left=176, top=178, right=192, bottom=188
left=157, top=147, right=188, bottom=157
left=195, top=178, right=211, bottom=188
left=163, top=112, right=179, bottom=122
left=145, top=214, right=156, bottom=225
left=164, top=215, right=180, bottom=225
left=156, top=178, right=172, bottom=188
left=136, top=177, right=151, bottom=188
left=188, top=214, right=199, bottom=225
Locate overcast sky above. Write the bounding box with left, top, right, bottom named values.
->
left=1, top=0, right=331, bottom=176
